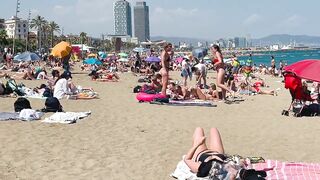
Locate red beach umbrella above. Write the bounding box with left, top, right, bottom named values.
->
left=284, top=59, right=320, bottom=82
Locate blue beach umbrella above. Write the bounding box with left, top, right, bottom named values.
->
left=98, top=52, right=107, bottom=58
left=192, top=48, right=208, bottom=59
left=146, top=56, right=161, bottom=62
left=83, top=58, right=103, bottom=65
left=133, top=47, right=147, bottom=53
left=13, top=52, right=41, bottom=62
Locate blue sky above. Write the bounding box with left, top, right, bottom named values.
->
left=0, top=0, right=319, bottom=40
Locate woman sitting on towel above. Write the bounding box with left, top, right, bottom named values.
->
left=53, top=71, right=76, bottom=99
left=237, top=82, right=276, bottom=96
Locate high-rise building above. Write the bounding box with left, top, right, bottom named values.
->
left=234, top=37, right=247, bottom=48
left=114, top=0, right=132, bottom=36
left=134, top=1, right=150, bottom=42
left=5, top=16, right=29, bottom=39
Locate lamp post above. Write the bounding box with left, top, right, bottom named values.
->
left=25, top=9, right=30, bottom=51
left=12, top=0, right=20, bottom=54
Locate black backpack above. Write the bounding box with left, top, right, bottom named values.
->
left=42, top=87, right=53, bottom=97
left=133, top=85, right=142, bottom=93
left=42, top=97, right=63, bottom=112
left=14, top=97, right=32, bottom=112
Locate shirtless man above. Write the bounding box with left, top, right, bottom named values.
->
left=160, top=43, right=173, bottom=95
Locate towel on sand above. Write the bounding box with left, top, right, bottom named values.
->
left=171, top=156, right=209, bottom=180
left=0, top=110, right=44, bottom=121
left=42, top=111, right=91, bottom=124
left=253, top=160, right=320, bottom=180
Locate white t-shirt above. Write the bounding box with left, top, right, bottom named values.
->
left=195, top=63, right=206, bottom=74
left=53, top=78, right=71, bottom=99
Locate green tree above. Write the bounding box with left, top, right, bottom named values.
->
left=48, top=21, right=60, bottom=48
left=79, top=32, right=87, bottom=53
left=30, top=15, right=46, bottom=51
left=0, top=29, right=8, bottom=47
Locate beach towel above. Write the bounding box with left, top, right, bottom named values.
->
left=171, top=156, right=209, bottom=180
left=151, top=99, right=217, bottom=107
left=19, top=109, right=44, bottom=121
left=253, top=159, right=320, bottom=180
left=42, top=111, right=91, bottom=124
left=0, top=112, right=19, bottom=121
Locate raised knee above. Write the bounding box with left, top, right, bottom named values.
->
left=210, top=127, right=219, bottom=133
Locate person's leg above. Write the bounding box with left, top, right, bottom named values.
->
left=203, top=74, right=207, bottom=87
left=191, top=127, right=208, bottom=161
left=183, top=76, right=188, bottom=87
left=196, top=88, right=207, bottom=100
left=160, top=69, right=168, bottom=95
left=216, top=70, right=226, bottom=99
left=207, top=128, right=225, bottom=154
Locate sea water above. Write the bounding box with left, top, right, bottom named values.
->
left=238, top=49, right=320, bottom=66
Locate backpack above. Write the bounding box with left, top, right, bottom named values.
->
left=14, top=97, right=32, bottom=112
left=133, top=85, right=142, bottom=93
left=42, top=97, right=63, bottom=112
left=42, top=87, right=53, bottom=97
left=5, top=79, right=24, bottom=96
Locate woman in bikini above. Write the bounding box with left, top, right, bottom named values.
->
left=160, top=43, right=173, bottom=95
left=184, top=127, right=228, bottom=178
left=211, top=45, right=234, bottom=100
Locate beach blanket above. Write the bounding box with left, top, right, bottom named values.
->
left=151, top=99, right=217, bottom=107
left=0, top=110, right=44, bottom=121
left=252, top=160, right=320, bottom=180
left=42, top=111, right=91, bottom=124
left=0, top=112, right=19, bottom=121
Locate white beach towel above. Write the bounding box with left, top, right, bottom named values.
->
left=42, top=111, right=91, bottom=124
left=171, top=156, right=209, bottom=180
left=19, top=109, right=43, bottom=121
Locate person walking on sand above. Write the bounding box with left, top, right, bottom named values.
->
left=160, top=43, right=173, bottom=95
left=211, top=45, right=234, bottom=100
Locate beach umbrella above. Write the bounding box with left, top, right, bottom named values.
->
left=192, top=48, right=208, bottom=59
left=98, top=52, right=107, bottom=58
left=133, top=47, right=147, bottom=53
left=118, top=52, right=128, bottom=57
left=88, top=53, right=97, bottom=58
left=51, top=41, right=72, bottom=58
left=83, top=58, right=103, bottom=65
left=118, top=58, right=129, bottom=62
left=14, top=52, right=41, bottom=62
left=146, top=56, right=161, bottom=62
left=175, top=57, right=183, bottom=63
left=284, top=59, right=320, bottom=82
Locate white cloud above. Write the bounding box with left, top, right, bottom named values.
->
left=243, top=14, right=261, bottom=25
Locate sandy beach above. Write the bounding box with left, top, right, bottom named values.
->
left=0, top=67, right=319, bottom=180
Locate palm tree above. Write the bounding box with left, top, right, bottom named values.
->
left=79, top=32, right=87, bottom=54
left=0, top=29, right=8, bottom=47
left=48, top=21, right=60, bottom=48
left=30, top=15, right=46, bottom=51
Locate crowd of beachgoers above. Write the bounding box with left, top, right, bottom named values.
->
left=1, top=42, right=320, bottom=179
left=0, top=43, right=319, bottom=103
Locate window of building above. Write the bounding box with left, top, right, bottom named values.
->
left=23, top=24, right=26, bottom=27
left=18, top=24, right=21, bottom=28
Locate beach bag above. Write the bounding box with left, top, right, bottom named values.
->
left=133, top=85, right=142, bottom=93
left=42, top=87, right=53, bottom=97
left=5, top=79, right=24, bottom=96
left=14, top=97, right=32, bottom=112
left=42, top=97, right=63, bottom=112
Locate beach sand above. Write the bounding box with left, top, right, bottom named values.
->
left=0, top=67, right=319, bottom=179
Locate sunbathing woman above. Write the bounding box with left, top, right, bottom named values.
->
left=238, top=82, right=276, bottom=96
left=184, top=127, right=229, bottom=178
left=193, top=83, right=220, bottom=101
left=11, top=67, right=35, bottom=80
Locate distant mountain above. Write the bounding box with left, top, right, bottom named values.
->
left=151, top=36, right=209, bottom=45
left=253, top=34, right=320, bottom=46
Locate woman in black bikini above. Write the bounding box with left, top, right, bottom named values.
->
left=184, top=127, right=226, bottom=177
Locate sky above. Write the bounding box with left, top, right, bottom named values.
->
left=0, top=0, right=319, bottom=40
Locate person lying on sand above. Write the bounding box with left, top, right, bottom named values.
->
left=150, top=74, right=162, bottom=92
left=184, top=127, right=266, bottom=179
left=194, top=83, right=220, bottom=101
left=237, top=82, right=276, bottom=96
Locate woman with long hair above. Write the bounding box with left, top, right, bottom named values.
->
left=211, top=45, right=234, bottom=100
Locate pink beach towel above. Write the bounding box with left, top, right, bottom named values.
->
left=253, top=160, right=320, bottom=180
